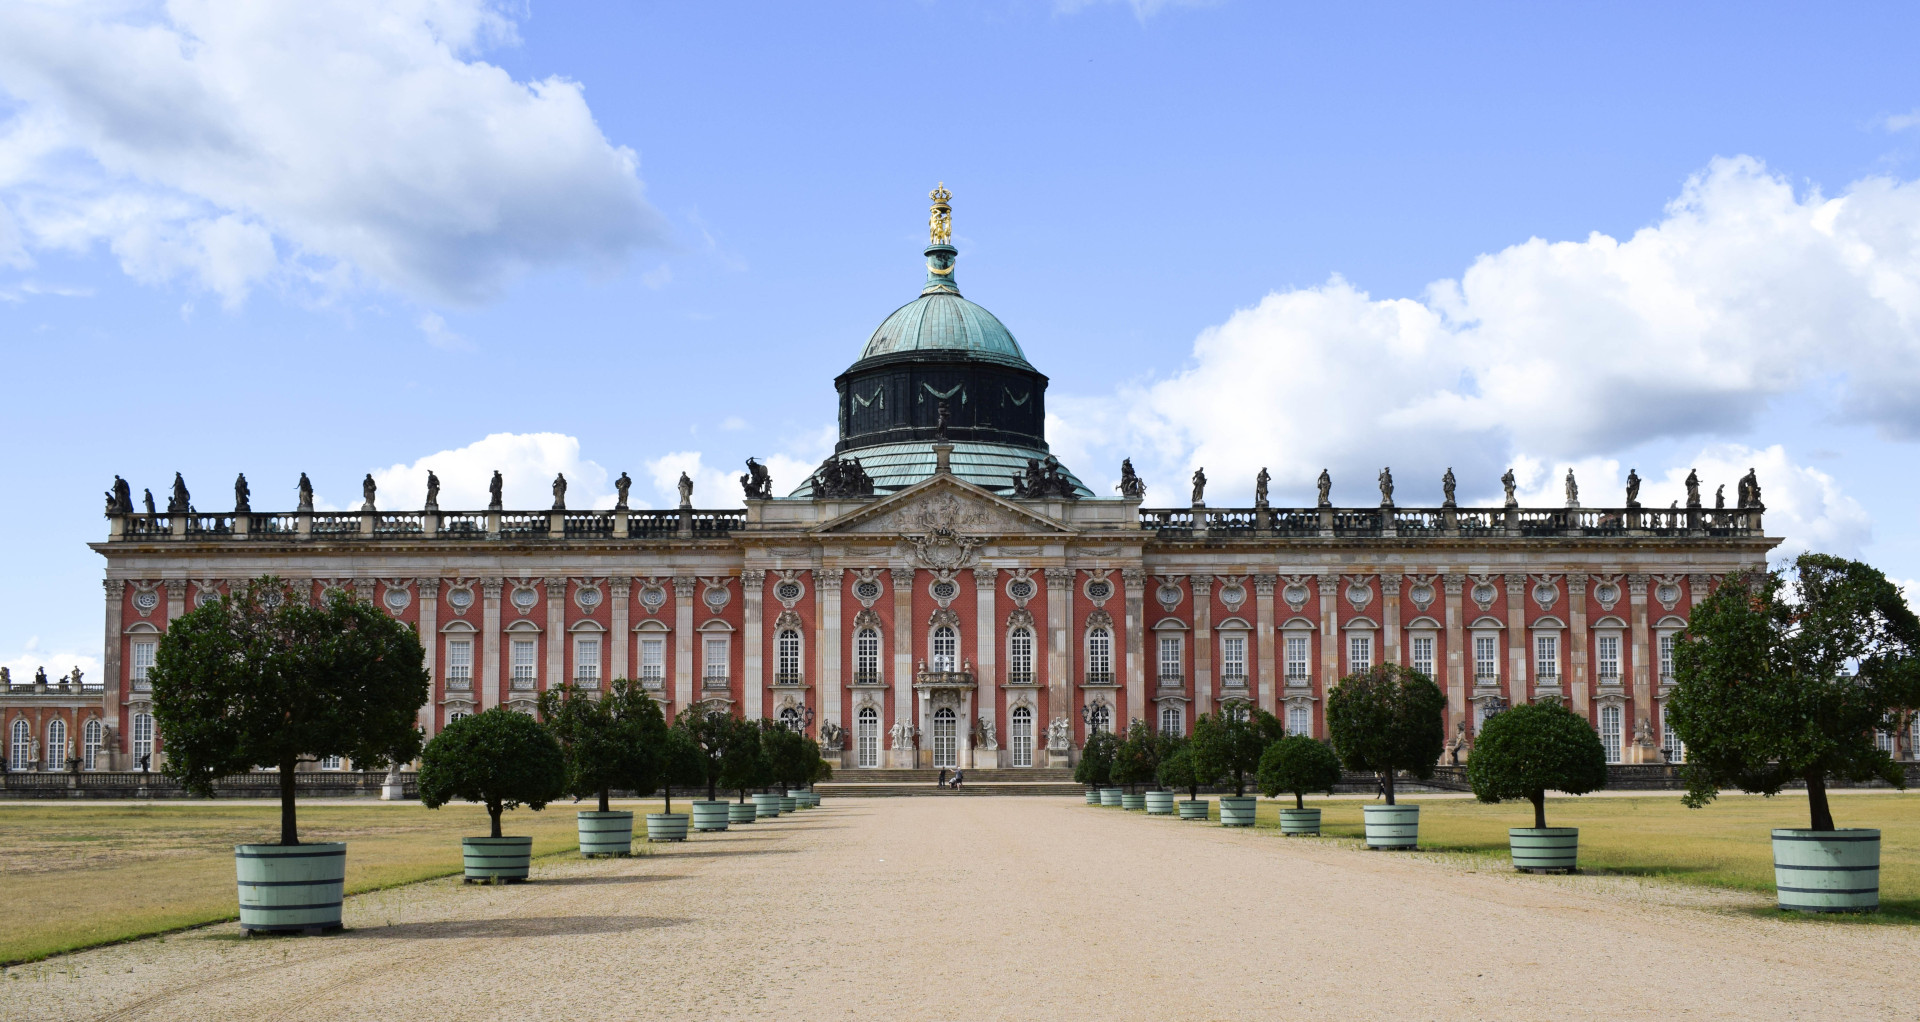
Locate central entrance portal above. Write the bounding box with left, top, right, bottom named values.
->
left=932, top=707, right=957, bottom=768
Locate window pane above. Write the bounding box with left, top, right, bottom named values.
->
left=1410, top=636, right=1434, bottom=677
left=1658, top=633, right=1676, bottom=678
left=1347, top=635, right=1371, bottom=674
left=640, top=638, right=665, bottom=680
left=575, top=638, right=600, bottom=683
left=1221, top=636, right=1246, bottom=681
left=1597, top=635, right=1620, bottom=680
left=1158, top=636, right=1181, bottom=678
left=1474, top=634, right=1499, bottom=681
left=1535, top=635, right=1557, bottom=680
left=1285, top=635, right=1309, bottom=682
left=1287, top=704, right=1308, bottom=736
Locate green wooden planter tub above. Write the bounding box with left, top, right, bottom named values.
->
left=1218, top=795, right=1257, bottom=827
left=1177, top=799, right=1210, bottom=821
left=1144, top=790, right=1175, bottom=815
left=727, top=801, right=758, bottom=824
left=1084, top=789, right=1101, bottom=805
left=752, top=792, right=783, bottom=819
left=577, top=810, right=635, bottom=857
left=1278, top=807, right=1321, bottom=836
left=1362, top=804, right=1420, bottom=850
left=1509, top=827, right=1579, bottom=873
left=797, top=791, right=820, bottom=807
left=779, top=795, right=799, bottom=814
left=645, top=813, right=690, bottom=842
left=235, top=842, right=346, bottom=933
left=1120, top=792, right=1146, bottom=811
left=690, top=800, right=731, bottom=832
left=462, top=836, right=533, bottom=883
left=1098, top=788, right=1123, bottom=807
left=1772, top=829, right=1880, bottom=912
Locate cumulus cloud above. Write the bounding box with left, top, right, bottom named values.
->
left=1, top=637, right=101, bottom=689
left=0, top=0, right=666, bottom=305
left=370, top=432, right=615, bottom=511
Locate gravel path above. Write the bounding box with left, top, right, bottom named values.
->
left=5, top=797, right=1910, bottom=1021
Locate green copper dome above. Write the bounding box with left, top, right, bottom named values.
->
left=854, top=243, right=1033, bottom=370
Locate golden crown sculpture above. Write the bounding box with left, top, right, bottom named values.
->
left=929, top=182, right=952, bottom=245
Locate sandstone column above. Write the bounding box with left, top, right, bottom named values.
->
left=742, top=569, right=766, bottom=720
left=1192, top=575, right=1214, bottom=718
left=163, top=579, right=187, bottom=623
left=1382, top=575, right=1403, bottom=663
left=974, top=568, right=999, bottom=766
left=1628, top=573, right=1651, bottom=731
left=1253, top=575, right=1277, bottom=716
left=1505, top=575, right=1527, bottom=707
left=1317, top=573, right=1339, bottom=708
left=481, top=579, right=503, bottom=711
left=1443, top=573, right=1465, bottom=735
left=609, top=577, right=631, bottom=681
left=674, top=576, right=697, bottom=715
left=417, top=579, right=439, bottom=738
left=891, top=567, right=916, bottom=765
left=102, top=579, right=124, bottom=766
left=545, top=578, right=568, bottom=692
left=1125, top=569, right=1149, bottom=726
left=817, top=570, right=843, bottom=760
left=1044, top=568, right=1074, bottom=740
left=1567, top=572, right=1589, bottom=718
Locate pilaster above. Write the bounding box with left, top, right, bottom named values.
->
left=817, top=571, right=843, bottom=748
left=742, top=569, right=766, bottom=720
left=417, top=578, right=439, bottom=738
left=1628, top=573, right=1651, bottom=729
left=974, top=569, right=999, bottom=764
left=163, top=579, right=187, bottom=623
left=481, top=579, right=503, bottom=711
left=674, top=576, right=697, bottom=715
left=1044, top=568, right=1074, bottom=740
left=1381, top=575, right=1403, bottom=663
left=1124, top=569, right=1149, bottom=725
left=1442, top=574, right=1465, bottom=735
left=609, top=577, right=631, bottom=681
left=1317, top=573, right=1339, bottom=702
left=1567, top=572, right=1589, bottom=718
left=1192, top=574, right=1214, bottom=718
left=544, top=577, right=568, bottom=691
left=890, top=567, right=916, bottom=731
left=1505, top=574, right=1527, bottom=707
left=1253, top=575, right=1277, bottom=716
left=103, top=579, right=124, bottom=764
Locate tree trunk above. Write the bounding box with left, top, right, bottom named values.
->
left=279, top=757, right=299, bottom=846
left=1295, top=791, right=1305, bottom=810
left=488, top=802, right=503, bottom=839
left=707, top=773, right=718, bottom=801
left=662, top=784, right=673, bottom=815
left=1806, top=772, right=1835, bottom=831
left=1531, top=790, right=1546, bottom=830
left=597, top=786, right=610, bottom=814
left=1383, top=769, right=1396, bottom=806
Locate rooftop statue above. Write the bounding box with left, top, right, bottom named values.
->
left=425, top=470, right=439, bottom=511
left=1441, top=467, right=1456, bottom=508
left=1564, top=468, right=1578, bottom=508
left=361, top=473, right=377, bottom=512
left=107, top=475, right=133, bottom=515
left=1254, top=467, right=1269, bottom=507
left=488, top=470, right=504, bottom=510
left=552, top=472, right=568, bottom=511
left=615, top=471, right=632, bottom=510
left=1190, top=467, right=1206, bottom=506
left=1684, top=469, right=1701, bottom=508
left=1625, top=468, right=1642, bottom=508
left=1378, top=466, right=1394, bottom=507
left=1117, top=458, right=1145, bottom=499
left=928, top=182, right=952, bottom=245
left=814, top=456, right=875, bottom=498
left=677, top=471, right=694, bottom=507
left=1013, top=456, right=1078, bottom=499
left=1738, top=467, right=1762, bottom=508
left=234, top=473, right=250, bottom=513
left=1714, top=484, right=1725, bottom=510
left=1316, top=469, right=1331, bottom=508
left=1501, top=468, right=1518, bottom=508
left=143, top=488, right=156, bottom=516
left=168, top=472, right=190, bottom=514
left=741, top=457, right=773, bottom=501
left=297, top=472, right=314, bottom=512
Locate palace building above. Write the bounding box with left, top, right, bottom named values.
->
left=10, top=188, right=1784, bottom=775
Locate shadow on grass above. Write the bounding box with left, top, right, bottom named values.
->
left=344, top=915, right=689, bottom=939
left=1732, top=897, right=1920, bottom=925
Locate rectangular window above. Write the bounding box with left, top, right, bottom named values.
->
left=130, top=641, right=156, bottom=690
left=1346, top=634, right=1372, bottom=675
left=1284, top=635, right=1310, bottom=684
left=776, top=630, right=802, bottom=679
left=1158, top=636, right=1182, bottom=684
left=1220, top=635, right=1246, bottom=685
left=1007, top=629, right=1032, bottom=684
left=1535, top=634, right=1558, bottom=681
left=1661, top=704, right=1686, bottom=764
left=574, top=637, right=600, bottom=686
left=640, top=638, right=666, bottom=685
left=510, top=640, right=537, bottom=689
left=1596, top=634, right=1620, bottom=682
left=704, top=637, right=729, bottom=685
left=1658, top=632, right=1676, bottom=679
left=1287, top=704, right=1309, bottom=736
left=1410, top=635, right=1435, bottom=678
left=857, top=630, right=884, bottom=682
left=446, top=639, right=473, bottom=689
left=318, top=755, right=344, bottom=770
left=1601, top=705, right=1623, bottom=764
left=1473, top=634, right=1499, bottom=683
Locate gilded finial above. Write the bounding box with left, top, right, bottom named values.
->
left=929, top=182, right=952, bottom=245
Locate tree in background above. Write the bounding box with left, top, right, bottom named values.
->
left=1189, top=708, right=1283, bottom=797
left=1074, top=727, right=1120, bottom=788
left=151, top=578, right=428, bottom=845
left=1156, top=736, right=1214, bottom=800
left=658, top=716, right=708, bottom=815
left=1257, top=735, right=1345, bottom=810
left=1110, top=719, right=1168, bottom=793
left=537, top=678, right=666, bottom=813
left=1465, top=699, right=1608, bottom=829
left=675, top=707, right=737, bottom=802
left=418, top=707, right=566, bottom=838
left=761, top=719, right=812, bottom=796
left=1326, top=664, right=1447, bottom=806
left=1669, top=554, right=1920, bottom=831
left=719, top=715, right=767, bottom=802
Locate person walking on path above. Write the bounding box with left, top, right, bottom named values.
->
left=937, top=767, right=949, bottom=788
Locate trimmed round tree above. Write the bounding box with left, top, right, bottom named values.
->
left=761, top=719, right=812, bottom=795
left=657, top=719, right=708, bottom=815
left=151, top=578, right=428, bottom=845
left=418, top=707, right=566, bottom=838
left=537, top=678, right=666, bottom=812
left=1074, top=727, right=1119, bottom=788
left=1326, top=663, right=1447, bottom=805
left=1189, top=708, right=1282, bottom=797
left=1257, top=735, right=1345, bottom=810
left=675, top=706, right=739, bottom=802
left=719, top=715, right=767, bottom=802
left=1669, top=554, right=1920, bottom=831
left=1110, top=720, right=1165, bottom=793
left=1465, top=699, right=1608, bottom=829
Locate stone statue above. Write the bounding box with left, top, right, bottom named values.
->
left=488, top=470, right=504, bottom=510
left=143, top=488, right=156, bottom=516
left=813, top=455, right=875, bottom=498
left=1501, top=468, right=1517, bottom=508
left=1190, top=467, right=1206, bottom=506
left=1634, top=716, right=1656, bottom=749
left=888, top=721, right=914, bottom=749
left=109, top=476, right=132, bottom=515
left=740, top=457, right=772, bottom=500
left=1378, top=467, right=1394, bottom=507
left=361, top=473, right=377, bottom=512
left=0, top=667, right=9, bottom=688
left=1441, top=468, right=1456, bottom=508
left=551, top=472, right=567, bottom=511
left=1564, top=468, right=1578, bottom=508
left=168, top=473, right=190, bottom=514
left=297, top=472, right=314, bottom=512
left=425, top=470, right=440, bottom=511
left=234, top=473, right=250, bottom=513
left=34, top=667, right=48, bottom=688
left=1254, top=467, right=1270, bottom=507
left=1117, top=458, right=1145, bottom=499
left=1625, top=468, right=1641, bottom=508
left=1046, top=716, right=1071, bottom=752
left=934, top=401, right=950, bottom=440
left=677, top=471, right=694, bottom=507
left=1316, top=469, right=1331, bottom=508
left=1714, top=484, right=1725, bottom=510
left=818, top=721, right=844, bottom=752
left=69, top=666, right=84, bottom=688
left=1684, top=469, right=1701, bottom=508
left=977, top=716, right=998, bottom=750
left=1012, top=456, right=1078, bottom=500
left=615, top=471, right=632, bottom=510
left=1738, top=467, right=1762, bottom=508
left=1446, top=720, right=1467, bottom=766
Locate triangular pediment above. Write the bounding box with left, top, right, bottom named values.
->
left=813, top=474, right=1073, bottom=537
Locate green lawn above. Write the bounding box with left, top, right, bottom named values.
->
left=1162, top=791, right=1920, bottom=921
left=0, top=799, right=669, bottom=965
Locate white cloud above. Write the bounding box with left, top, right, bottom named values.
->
left=1658, top=443, right=1870, bottom=561
left=0, top=0, right=666, bottom=305
left=417, top=312, right=467, bottom=351
left=2, top=637, right=101, bottom=690
left=645, top=451, right=737, bottom=509
left=1888, top=109, right=1920, bottom=133
left=370, top=432, right=614, bottom=511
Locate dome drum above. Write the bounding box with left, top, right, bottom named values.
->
left=835, top=359, right=1048, bottom=454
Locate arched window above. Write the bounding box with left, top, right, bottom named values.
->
left=46, top=718, right=66, bottom=770
left=779, top=706, right=802, bottom=731
left=83, top=719, right=103, bottom=770
left=1600, top=705, right=1623, bottom=764
left=1660, top=704, right=1686, bottom=764
left=1008, top=628, right=1034, bottom=684
left=8, top=719, right=29, bottom=771
left=932, top=707, right=957, bottom=767
left=775, top=629, right=803, bottom=683
left=1287, top=704, right=1309, bottom=737
left=1159, top=704, right=1184, bottom=736
left=1086, top=628, right=1113, bottom=683
left=1088, top=703, right=1111, bottom=734
left=856, top=707, right=879, bottom=767
left=855, top=628, right=881, bottom=684
left=1010, top=706, right=1034, bottom=767
left=131, top=712, right=154, bottom=764
left=449, top=710, right=469, bottom=725
left=931, top=626, right=958, bottom=672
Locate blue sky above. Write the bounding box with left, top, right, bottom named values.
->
left=4, top=0, right=1919, bottom=678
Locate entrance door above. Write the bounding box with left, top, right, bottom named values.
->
left=932, top=707, right=957, bottom=768
left=1011, top=706, right=1033, bottom=767
left=857, top=707, right=879, bottom=768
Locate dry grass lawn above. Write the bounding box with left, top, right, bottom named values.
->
left=0, top=798, right=669, bottom=964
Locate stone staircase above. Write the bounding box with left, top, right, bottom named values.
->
left=816, top=768, right=1083, bottom=797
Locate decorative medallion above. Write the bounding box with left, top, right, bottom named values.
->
left=1155, top=575, right=1184, bottom=612
left=1343, top=577, right=1374, bottom=610
left=573, top=582, right=603, bottom=612
left=1217, top=576, right=1247, bottom=613
left=702, top=578, right=732, bottom=611
left=1654, top=575, right=1683, bottom=611
left=1281, top=575, right=1312, bottom=612
left=773, top=571, right=806, bottom=607
left=1592, top=577, right=1621, bottom=611
left=510, top=585, right=539, bottom=613
left=638, top=581, right=668, bottom=613
left=192, top=580, right=221, bottom=609
left=131, top=585, right=160, bottom=616
left=929, top=575, right=960, bottom=607
left=1406, top=576, right=1436, bottom=612
left=1531, top=576, right=1560, bottom=610
left=382, top=582, right=412, bottom=613
left=854, top=578, right=882, bottom=605
left=447, top=585, right=475, bottom=613
left=260, top=587, right=285, bottom=609
left=1083, top=571, right=1115, bottom=606
left=1006, top=573, right=1037, bottom=606
left=1470, top=576, right=1498, bottom=611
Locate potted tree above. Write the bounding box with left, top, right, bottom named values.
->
left=719, top=715, right=766, bottom=824
left=1109, top=720, right=1163, bottom=810
left=538, top=678, right=666, bottom=857
left=1327, top=663, right=1446, bottom=849
left=762, top=719, right=811, bottom=813
left=1465, top=699, right=1608, bottom=871
left=1190, top=708, right=1281, bottom=827
left=651, top=719, right=705, bottom=841
left=801, top=737, right=833, bottom=806
left=1669, top=554, right=1920, bottom=912
left=1075, top=727, right=1120, bottom=805
left=151, top=578, right=427, bottom=934
left=1257, top=735, right=1345, bottom=835
left=419, top=707, right=566, bottom=883
left=674, top=706, right=739, bottom=833
left=1142, top=729, right=1181, bottom=816
left=1157, top=738, right=1217, bottom=820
